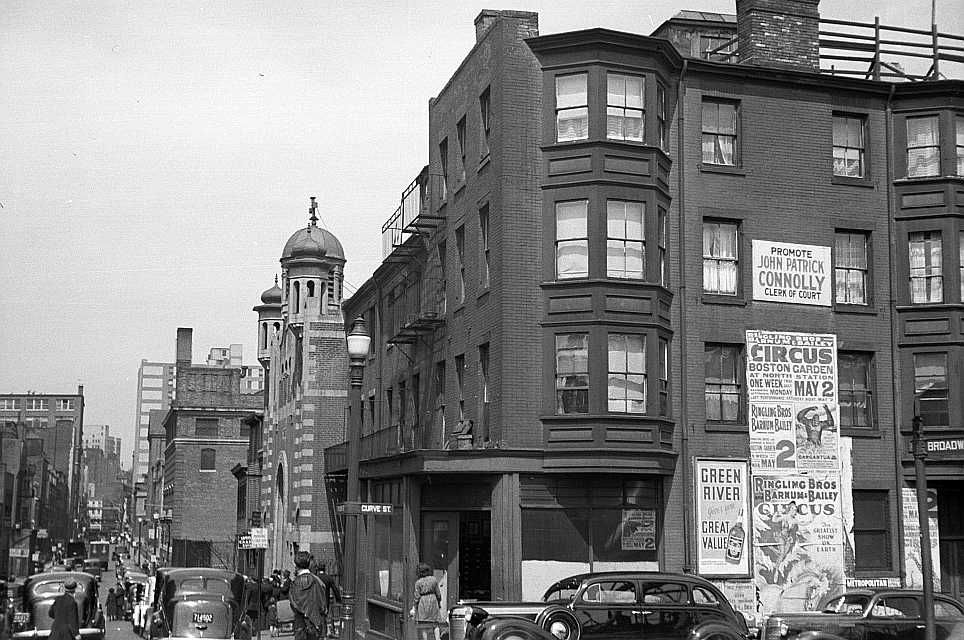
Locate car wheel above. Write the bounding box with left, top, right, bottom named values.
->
left=539, top=610, right=580, bottom=640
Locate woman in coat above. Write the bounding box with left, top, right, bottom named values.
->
left=408, top=563, right=441, bottom=640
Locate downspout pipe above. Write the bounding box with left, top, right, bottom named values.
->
left=675, top=58, right=693, bottom=572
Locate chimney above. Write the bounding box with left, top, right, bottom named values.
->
left=176, top=327, right=193, bottom=365
left=736, top=0, right=820, bottom=70
left=474, top=10, right=539, bottom=43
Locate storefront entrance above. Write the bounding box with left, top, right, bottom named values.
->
left=420, top=511, right=491, bottom=611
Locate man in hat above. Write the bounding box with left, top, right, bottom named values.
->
left=48, top=579, right=80, bottom=640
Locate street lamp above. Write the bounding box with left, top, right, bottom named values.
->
left=341, top=317, right=370, bottom=640
left=911, top=414, right=936, bottom=640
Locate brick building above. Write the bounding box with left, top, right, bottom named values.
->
left=158, top=328, right=262, bottom=567
left=324, top=3, right=963, bottom=637
left=249, top=200, right=349, bottom=573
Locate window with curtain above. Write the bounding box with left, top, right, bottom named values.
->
left=456, top=115, right=467, bottom=183
left=833, top=114, right=866, bottom=178
left=479, top=205, right=490, bottom=288
left=702, top=100, right=738, bottom=165
left=658, top=208, right=668, bottom=286
left=956, top=116, right=963, bottom=175
left=658, top=338, right=669, bottom=416
left=606, top=200, right=645, bottom=279
left=607, top=73, right=644, bottom=142
left=479, top=87, right=491, bottom=158
left=838, top=352, right=873, bottom=428
left=556, top=74, right=588, bottom=142
left=439, top=138, right=449, bottom=199
left=657, top=84, right=667, bottom=150
left=607, top=334, right=646, bottom=413
left=914, top=353, right=948, bottom=426
left=853, top=490, right=891, bottom=571
left=556, top=200, right=589, bottom=279
left=456, top=226, right=466, bottom=303
left=909, top=231, right=943, bottom=303
left=705, top=344, right=743, bottom=423
left=906, top=115, right=940, bottom=177
left=834, top=231, right=869, bottom=305
left=556, top=334, right=589, bottom=414
left=703, top=221, right=739, bottom=295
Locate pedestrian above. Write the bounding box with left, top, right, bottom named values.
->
left=409, top=563, right=441, bottom=640
left=281, top=570, right=292, bottom=599
left=310, top=559, right=341, bottom=638
left=105, top=588, right=118, bottom=621
left=48, top=579, right=80, bottom=640
left=288, top=552, right=327, bottom=640
left=266, top=597, right=278, bottom=638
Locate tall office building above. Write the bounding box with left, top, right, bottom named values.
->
left=132, top=361, right=176, bottom=483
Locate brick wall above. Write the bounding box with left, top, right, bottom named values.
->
left=736, top=0, right=821, bottom=70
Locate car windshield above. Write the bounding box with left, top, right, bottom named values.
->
left=823, top=594, right=869, bottom=615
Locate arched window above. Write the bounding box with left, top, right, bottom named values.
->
left=261, top=323, right=268, bottom=349
left=273, top=322, right=280, bottom=335
left=293, top=281, right=301, bottom=312
left=307, top=281, right=315, bottom=297
left=200, top=448, right=216, bottom=471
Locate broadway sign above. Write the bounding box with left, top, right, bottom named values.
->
left=925, top=437, right=964, bottom=460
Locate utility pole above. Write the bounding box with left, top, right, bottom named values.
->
left=912, top=415, right=936, bottom=640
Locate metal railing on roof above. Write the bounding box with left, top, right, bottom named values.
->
left=380, top=167, right=445, bottom=260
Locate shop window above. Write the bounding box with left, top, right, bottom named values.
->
left=556, top=200, right=589, bottom=279
left=834, top=231, right=869, bottom=305
left=906, top=115, right=940, bottom=177
left=705, top=343, right=743, bottom=424
left=853, top=490, right=891, bottom=571
left=703, top=221, right=739, bottom=295
left=833, top=113, right=866, bottom=178
left=914, top=353, right=949, bottom=426
left=839, top=352, right=874, bottom=428
left=909, top=231, right=943, bottom=303
left=607, top=334, right=646, bottom=413
left=606, top=200, right=645, bottom=279
left=556, top=334, right=589, bottom=414
left=606, top=73, right=644, bottom=142
left=701, top=100, right=738, bottom=165
left=556, top=73, right=588, bottom=142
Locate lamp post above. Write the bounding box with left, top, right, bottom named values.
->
left=340, top=317, right=371, bottom=640
left=152, top=512, right=160, bottom=561
left=911, top=415, right=936, bottom=640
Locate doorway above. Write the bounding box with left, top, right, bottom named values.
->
left=420, top=511, right=491, bottom=610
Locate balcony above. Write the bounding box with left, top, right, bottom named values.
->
left=381, top=166, right=445, bottom=261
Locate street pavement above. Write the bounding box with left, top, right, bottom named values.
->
left=100, top=563, right=140, bottom=640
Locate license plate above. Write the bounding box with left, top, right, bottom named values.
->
left=193, top=612, right=214, bottom=624
left=13, top=613, right=29, bottom=623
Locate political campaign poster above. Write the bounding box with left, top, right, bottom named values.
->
left=752, top=473, right=846, bottom=615
left=696, top=459, right=750, bottom=576
left=752, top=240, right=832, bottom=306
left=746, top=331, right=840, bottom=473
left=902, top=487, right=941, bottom=590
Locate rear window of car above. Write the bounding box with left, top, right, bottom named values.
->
left=824, top=594, right=870, bottom=614
left=581, top=581, right=637, bottom=604
left=935, top=599, right=964, bottom=618
left=179, top=578, right=231, bottom=595
left=871, top=596, right=921, bottom=618
left=693, top=587, right=721, bottom=605
left=640, top=582, right=688, bottom=604
left=34, top=581, right=86, bottom=595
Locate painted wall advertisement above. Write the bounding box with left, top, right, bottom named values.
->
left=746, top=331, right=840, bottom=473
left=902, top=487, right=941, bottom=590
left=696, top=459, right=750, bottom=576
left=752, top=240, right=832, bottom=306
left=752, top=474, right=846, bottom=614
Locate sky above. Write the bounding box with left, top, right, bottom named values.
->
left=2, top=0, right=962, bottom=466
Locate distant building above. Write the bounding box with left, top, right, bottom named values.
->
left=133, top=361, right=176, bottom=484
left=207, top=345, right=265, bottom=395
left=84, top=424, right=121, bottom=458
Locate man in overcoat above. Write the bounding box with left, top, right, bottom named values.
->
left=48, top=579, right=79, bottom=640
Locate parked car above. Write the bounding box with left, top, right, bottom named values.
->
left=148, top=568, right=252, bottom=640
left=449, top=571, right=751, bottom=640
left=461, top=606, right=558, bottom=640
left=763, top=589, right=964, bottom=640
left=9, top=571, right=105, bottom=640
left=82, top=559, right=103, bottom=582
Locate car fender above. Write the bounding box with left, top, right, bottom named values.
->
left=687, top=621, right=747, bottom=640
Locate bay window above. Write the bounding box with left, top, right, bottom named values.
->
left=556, top=200, right=589, bottom=279
left=606, top=73, right=644, bottom=142
left=606, top=200, right=644, bottom=279
left=556, top=74, right=588, bottom=142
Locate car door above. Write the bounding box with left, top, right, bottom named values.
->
left=637, top=580, right=695, bottom=640
left=573, top=579, right=642, bottom=640
left=863, top=595, right=925, bottom=640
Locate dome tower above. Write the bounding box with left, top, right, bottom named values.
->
left=280, top=197, right=346, bottom=326
left=253, top=275, right=283, bottom=367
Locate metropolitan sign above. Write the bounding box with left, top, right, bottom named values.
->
left=752, top=240, right=832, bottom=306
